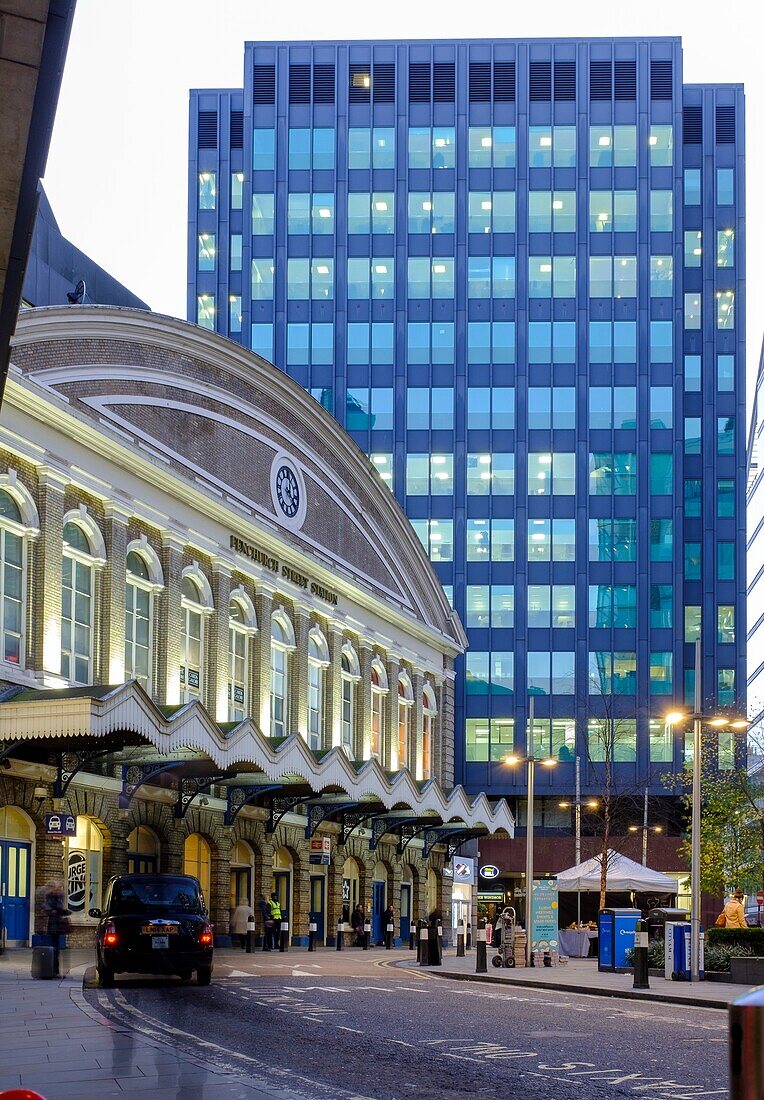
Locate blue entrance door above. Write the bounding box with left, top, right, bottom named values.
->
left=0, top=839, right=31, bottom=942
left=372, top=881, right=386, bottom=945
left=400, top=883, right=411, bottom=944
left=309, top=875, right=325, bottom=943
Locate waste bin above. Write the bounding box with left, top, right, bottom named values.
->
left=31, top=945, right=57, bottom=979
left=647, top=908, right=688, bottom=941
left=665, top=921, right=705, bottom=981
left=598, top=908, right=641, bottom=972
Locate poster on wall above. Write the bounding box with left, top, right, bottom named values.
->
left=309, top=837, right=331, bottom=865
left=531, top=877, right=559, bottom=954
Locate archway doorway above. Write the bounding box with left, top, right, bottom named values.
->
left=127, top=826, right=159, bottom=875
left=0, top=807, right=34, bottom=944
left=184, top=834, right=212, bottom=903
left=341, top=856, right=360, bottom=923
left=272, top=847, right=293, bottom=933
left=371, top=862, right=388, bottom=945
left=400, top=864, right=413, bottom=943
left=230, top=840, right=255, bottom=911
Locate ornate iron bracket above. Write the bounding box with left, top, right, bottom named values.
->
left=304, top=801, right=358, bottom=839
left=370, top=814, right=419, bottom=851
left=423, top=826, right=475, bottom=860
left=0, top=740, right=23, bottom=765
left=224, top=784, right=282, bottom=826
left=338, top=809, right=380, bottom=846
left=53, top=747, right=116, bottom=798
left=396, top=819, right=437, bottom=854
left=265, top=794, right=307, bottom=834
left=119, top=761, right=186, bottom=809
left=174, top=772, right=229, bottom=819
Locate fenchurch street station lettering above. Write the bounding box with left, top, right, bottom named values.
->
left=230, top=534, right=339, bottom=606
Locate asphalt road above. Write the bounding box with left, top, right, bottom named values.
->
left=84, top=951, right=728, bottom=1100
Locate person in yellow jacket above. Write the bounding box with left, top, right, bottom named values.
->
left=268, top=892, right=282, bottom=949
left=722, top=888, right=747, bottom=929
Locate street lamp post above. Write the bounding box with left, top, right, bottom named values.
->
left=504, top=697, right=558, bottom=966
left=628, top=788, right=664, bottom=866
left=665, top=638, right=748, bottom=983
left=560, top=759, right=599, bottom=925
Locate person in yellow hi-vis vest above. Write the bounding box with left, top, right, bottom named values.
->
left=268, top=892, right=282, bottom=949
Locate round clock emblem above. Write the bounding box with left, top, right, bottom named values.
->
left=275, top=464, right=300, bottom=518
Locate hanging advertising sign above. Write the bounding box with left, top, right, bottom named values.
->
left=309, top=837, right=331, bottom=865
left=451, top=857, right=475, bottom=885
left=479, top=864, right=500, bottom=880
left=44, top=812, right=76, bottom=837
left=531, top=877, right=559, bottom=954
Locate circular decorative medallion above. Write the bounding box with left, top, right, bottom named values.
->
left=269, top=454, right=307, bottom=529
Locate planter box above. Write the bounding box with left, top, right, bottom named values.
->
left=729, top=957, right=764, bottom=985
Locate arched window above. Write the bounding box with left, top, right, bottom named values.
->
left=370, top=658, right=388, bottom=759
left=270, top=612, right=294, bottom=738
left=228, top=601, right=249, bottom=721
left=397, top=673, right=413, bottom=771
left=62, top=520, right=100, bottom=684
left=0, top=490, right=24, bottom=667
left=125, top=551, right=153, bottom=691
left=340, top=643, right=360, bottom=756
left=422, top=684, right=437, bottom=780
left=65, top=816, right=103, bottom=917
left=127, top=825, right=159, bottom=874
left=183, top=833, right=211, bottom=901
left=180, top=573, right=209, bottom=703
left=307, top=627, right=329, bottom=750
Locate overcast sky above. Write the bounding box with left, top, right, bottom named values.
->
left=43, top=0, right=762, bottom=397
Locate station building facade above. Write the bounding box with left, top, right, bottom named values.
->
left=0, top=305, right=511, bottom=947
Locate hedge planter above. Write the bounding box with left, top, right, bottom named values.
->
left=729, top=957, right=764, bottom=985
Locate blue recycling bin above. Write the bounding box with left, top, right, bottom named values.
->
left=667, top=921, right=705, bottom=981
left=598, top=908, right=641, bottom=972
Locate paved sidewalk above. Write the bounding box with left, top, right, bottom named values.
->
left=0, top=949, right=314, bottom=1099
left=401, top=949, right=748, bottom=1009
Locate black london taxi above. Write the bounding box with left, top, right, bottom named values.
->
left=89, top=873, right=214, bottom=986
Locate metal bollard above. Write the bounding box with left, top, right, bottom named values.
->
left=363, top=921, right=370, bottom=951
left=279, top=920, right=289, bottom=952
left=456, top=920, right=465, bottom=958
left=729, top=986, right=764, bottom=1099
left=419, top=925, right=429, bottom=966
left=475, top=926, right=487, bottom=973
left=429, top=924, right=442, bottom=967
left=246, top=914, right=255, bottom=953
left=308, top=921, right=317, bottom=952
left=409, top=925, right=416, bottom=951
left=437, top=921, right=443, bottom=950
left=336, top=919, right=344, bottom=951
left=385, top=922, right=394, bottom=950
left=632, top=920, right=649, bottom=990
left=466, top=921, right=472, bottom=949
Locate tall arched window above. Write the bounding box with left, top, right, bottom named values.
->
left=422, top=683, right=437, bottom=780
left=125, top=551, right=153, bottom=690
left=397, top=672, right=413, bottom=771
left=62, top=520, right=100, bottom=684
left=340, top=643, right=360, bottom=755
left=0, top=491, right=24, bottom=667
left=370, top=658, right=388, bottom=759
left=127, top=825, right=159, bottom=874
left=307, top=627, right=329, bottom=750
left=180, top=574, right=208, bottom=703
left=65, top=816, right=103, bottom=916
left=183, top=833, right=211, bottom=901
left=228, top=594, right=257, bottom=722
left=270, top=612, right=294, bottom=738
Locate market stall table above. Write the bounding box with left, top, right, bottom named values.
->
left=558, top=928, right=598, bottom=958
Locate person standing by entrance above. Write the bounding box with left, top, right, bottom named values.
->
left=382, top=902, right=395, bottom=946
left=44, top=881, right=70, bottom=977
left=230, top=898, right=254, bottom=949
left=351, top=903, right=365, bottom=946
left=257, top=894, right=272, bottom=951
left=268, top=892, right=282, bottom=949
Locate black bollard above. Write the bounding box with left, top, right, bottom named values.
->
left=308, top=920, right=316, bottom=952
left=246, top=914, right=255, bottom=953
left=385, top=922, right=394, bottom=950
left=437, top=921, right=443, bottom=951
left=476, top=924, right=487, bottom=973
left=336, top=919, right=344, bottom=951
left=409, top=925, right=416, bottom=951
left=419, top=925, right=429, bottom=966
left=429, top=923, right=442, bottom=967
left=363, top=921, right=370, bottom=951
left=729, top=986, right=764, bottom=1099
left=456, top=920, right=465, bottom=957
left=632, top=919, right=650, bottom=990
left=279, top=920, right=289, bottom=952
left=466, top=921, right=472, bottom=949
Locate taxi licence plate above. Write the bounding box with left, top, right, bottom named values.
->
left=152, top=935, right=169, bottom=949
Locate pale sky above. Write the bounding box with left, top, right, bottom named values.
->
left=43, top=0, right=763, bottom=398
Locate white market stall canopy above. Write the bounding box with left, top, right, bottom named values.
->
left=555, top=851, right=677, bottom=893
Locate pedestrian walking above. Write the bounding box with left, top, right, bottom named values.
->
left=382, top=902, right=395, bottom=945
left=230, top=898, right=254, bottom=949
left=719, top=888, right=747, bottom=929
left=268, top=892, right=282, bottom=949
left=43, top=881, right=70, bottom=977
left=351, top=903, right=365, bottom=946
left=257, top=893, right=272, bottom=951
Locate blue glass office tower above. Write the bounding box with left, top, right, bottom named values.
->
left=188, top=39, right=746, bottom=841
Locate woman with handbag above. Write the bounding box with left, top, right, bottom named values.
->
left=718, top=888, right=747, bottom=929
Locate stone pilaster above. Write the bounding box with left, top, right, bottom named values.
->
left=156, top=533, right=184, bottom=705
left=292, top=609, right=310, bottom=740
left=357, top=643, right=373, bottom=759
left=100, top=505, right=129, bottom=685
left=325, top=626, right=344, bottom=749
left=253, top=590, right=273, bottom=733
left=412, top=670, right=425, bottom=779
left=438, top=664, right=456, bottom=787
left=383, top=655, right=400, bottom=771
left=33, top=469, right=67, bottom=679
left=208, top=562, right=232, bottom=722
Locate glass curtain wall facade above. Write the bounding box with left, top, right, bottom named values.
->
left=188, top=38, right=746, bottom=801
